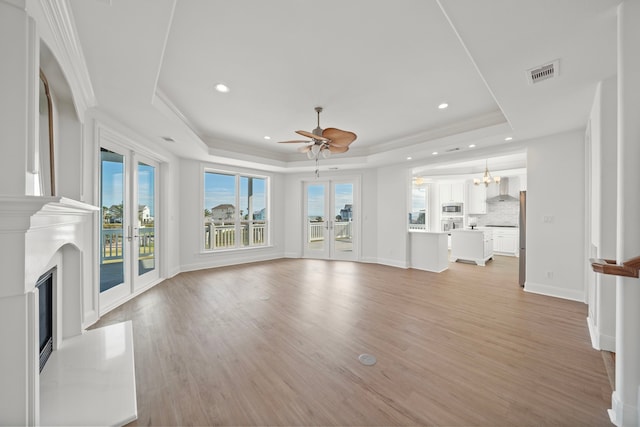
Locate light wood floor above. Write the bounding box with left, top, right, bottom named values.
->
left=95, top=256, right=612, bottom=426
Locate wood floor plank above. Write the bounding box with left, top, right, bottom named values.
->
left=94, top=256, right=612, bottom=426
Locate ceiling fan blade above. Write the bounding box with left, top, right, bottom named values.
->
left=296, top=130, right=329, bottom=141
left=328, top=145, right=349, bottom=153
left=277, top=140, right=310, bottom=143
left=322, top=127, right=357, bottom=147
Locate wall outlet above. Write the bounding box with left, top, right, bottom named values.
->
left=546, top=271, right=554, bottom=279
left=543, top=216, right=554, bottom=223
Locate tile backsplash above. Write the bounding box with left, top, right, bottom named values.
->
left=471, top=200, right=519, bottom=226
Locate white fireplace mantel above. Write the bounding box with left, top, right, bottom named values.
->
left=0, top=195, right=136, bottom=426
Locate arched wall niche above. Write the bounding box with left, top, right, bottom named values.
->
left=39, top=41, right=85, bottom=201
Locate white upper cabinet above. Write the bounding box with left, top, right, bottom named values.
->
left=439, top=183, right=464, bottom=204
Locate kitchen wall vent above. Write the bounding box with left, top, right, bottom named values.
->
left=526, top=60, right=559, bottom=85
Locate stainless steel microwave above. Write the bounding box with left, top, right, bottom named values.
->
left=442, top=202, right=463, bottom=215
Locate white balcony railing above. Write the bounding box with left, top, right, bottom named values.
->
left=307, top=220, right=352, bottom=242
left=202, top=220, right=355, bottom=250
left=308, top=222, right=324, bottom=241
left=101, top=227, right=154, bottom=262
left=204, top=222, right=267, bottom=249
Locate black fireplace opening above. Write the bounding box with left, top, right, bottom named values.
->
left=37, top=267, right=55, bottom=372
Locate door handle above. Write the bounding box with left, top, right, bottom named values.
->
left=127, top=226, right=139, bottom=241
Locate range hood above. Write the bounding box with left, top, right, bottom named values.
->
left=487, top=177, right=518, bottom=202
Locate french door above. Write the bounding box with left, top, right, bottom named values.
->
left=303, top=179, right=358, bottom=261
left=99, top=145, right=160, bottom=311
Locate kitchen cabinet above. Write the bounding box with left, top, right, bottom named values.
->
left=439, top=183, right=464, bottom=204
left=467, top=182, right=487, bottom=214
left=491, top=227, right=519, bottom=256
left=450, top=229, right=493, bottom=266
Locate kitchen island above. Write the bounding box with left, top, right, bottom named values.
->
left=450, top=229, right=493, bottom=266
left=409, top=231, right=449, bottom=272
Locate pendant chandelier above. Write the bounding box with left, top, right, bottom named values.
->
left=474, top=160, right=501, bottom=187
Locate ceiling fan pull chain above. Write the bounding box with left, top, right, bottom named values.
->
left=315, top=157, right=320, bottom=178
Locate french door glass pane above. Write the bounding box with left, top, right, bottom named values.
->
left=137, top=161, right=155, bottom=276
left=333, top=183, right=353, bottom=253
left=100, top=148, right=125, bottom=292
left=307, top=184, right=325, bottom=251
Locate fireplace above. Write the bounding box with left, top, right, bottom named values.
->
left=36, top=268, right=55, bottom=372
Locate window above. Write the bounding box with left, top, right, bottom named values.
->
left=409, top=177, right=428, bottom=231
left=204, top=171, right=268, bottom=250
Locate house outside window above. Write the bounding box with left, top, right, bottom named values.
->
left=409, top=178, right=429, bottom=231
left=204, top=171, right=268, bottom=250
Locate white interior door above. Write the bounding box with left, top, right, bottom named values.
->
left=303, top=179, right=357, bottom=261
left=99, top=146, right=160, bottom=311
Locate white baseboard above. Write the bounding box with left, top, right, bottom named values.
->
left=586, top=316, right=614, bottom=351
left=524, top=281, right=585, bottom=302
left=587, top=316, right=600, bottom=349
left=284, top=251, right=301, bottom=258
left=376, top=257, right=409, bottom=269
left=181, top=253, right=282, bottom=273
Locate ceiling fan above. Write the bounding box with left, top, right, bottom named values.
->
left=277, top=107, right=357, bottom=159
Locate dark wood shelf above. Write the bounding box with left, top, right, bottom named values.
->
left=590, top=256, right=640, bottom=278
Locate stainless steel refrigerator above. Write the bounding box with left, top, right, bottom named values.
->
left=519, top=191, right=526, bottom=287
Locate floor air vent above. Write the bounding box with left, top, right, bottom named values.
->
left=527, top=60, right=559, bottom=85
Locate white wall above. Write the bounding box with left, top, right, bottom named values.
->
left=178, top=158, right=286, bottom=271
left=587, top=77, right=617, bottom=351
left=376, top=165, right=411, bottom=268
left=525, top=130, right=587, bottom=301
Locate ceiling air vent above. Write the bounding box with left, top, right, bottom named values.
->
left=161, top=136, right=175, bottom=143
left=445, top=147, right=460, bottom=152
left=526, top=60, right=559, bottom=85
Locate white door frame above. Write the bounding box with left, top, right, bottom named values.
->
left=302, top=177, right=359, bottom=261
left=99, top=143, right=161, bottom=312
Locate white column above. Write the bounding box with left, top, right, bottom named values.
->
left=0, top=0, right=39, bottom=196
left=611, top=1, right=640, bottom=426
left=0, top=1, right=41, bottom=425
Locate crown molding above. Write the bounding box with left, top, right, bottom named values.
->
left=39, top=0, right=96, bottom=122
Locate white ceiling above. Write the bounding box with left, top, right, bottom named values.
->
left=67, top=0, right=620, bottom=173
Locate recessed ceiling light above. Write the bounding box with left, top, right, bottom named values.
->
left=468, top=144, right=476, bottom=148
left=263, top=136, right=271, bottom=140
left=432, top=151, right=438, bottom=155
left=407, top=156, right=412, bottom=160
left=505, top=136, right=513, bottom=141
left=215, top=83, right=230, bottom=93
left=438, top=103, right=449, bottom=109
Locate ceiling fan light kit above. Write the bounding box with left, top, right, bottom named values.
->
left=278, top=106, right=357, bottom=177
